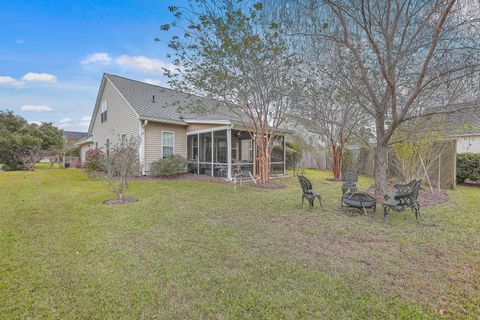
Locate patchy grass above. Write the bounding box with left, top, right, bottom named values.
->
left=0, top=168, right=478, bottom=319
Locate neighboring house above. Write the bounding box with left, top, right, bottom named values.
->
left=448, top=116, right=480, bottom=154
left=63, top=131, right=87, bottom=149
left=450, top=132, right=480, bottom=154
left=77, top=73, right=287, bottom=179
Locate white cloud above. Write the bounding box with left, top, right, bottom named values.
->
left=28, top=120, right=42, bottom=125
left=0, top=76, right=20, bottom=86
left=81, top=52, right=112, bottom=65
left=16, top=39, right=24, bottom=44
left=0, top=73, right=57, bottom=87
left=58, top=116, right=90, bottom=131
left=143, top=78, right=165, bottom=86
left=21, top=105, right=53, bottom=112
left=21, top=72, right=57, bottom=83
left=115, top=55, right=176, bottom=74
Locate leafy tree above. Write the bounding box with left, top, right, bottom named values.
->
left=391, top=121, right=448, bottom=190
left=161, top=0, right=300, bottom=184
left=0, top=110, right=64, bottom=170
left=276, top=0, right=480, bottom=195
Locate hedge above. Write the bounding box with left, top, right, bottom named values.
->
left=150, top=155, right=187, bottom=177
left=456, top=153, right=480, bottom=183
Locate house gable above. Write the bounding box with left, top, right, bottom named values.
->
left=88, top=75, right=140, bottom=151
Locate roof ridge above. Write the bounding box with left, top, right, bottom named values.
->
left=105, top=73, right=191, bottom=95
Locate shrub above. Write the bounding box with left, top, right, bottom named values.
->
left=150, top=155, right=187, bottom=177
left=105, top=137, right=140, bottom=201
left=84, top=148, right=105, bottom=172
left=456, top=153, right=480, bottom=183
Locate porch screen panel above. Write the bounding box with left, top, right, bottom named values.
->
left=199, top=133, right=212, bottom=162
left=213, top=130, right=228, bottom=163
left=271, top=136, right=285, bottom=162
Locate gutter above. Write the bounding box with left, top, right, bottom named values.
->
left=140, top=120, right=148, bottom=175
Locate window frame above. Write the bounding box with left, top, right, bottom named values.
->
left=162, top=131, right=175, bottom=158
left=248, top=139, right=253, bottom=162
left=121, top=134, right=127, bottom=147
left=100, top=100, right=108, bottom=123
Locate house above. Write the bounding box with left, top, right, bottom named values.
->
left=448, top=115, right=480, bottom=154
left=77, top=73, right=287, bottom=179
left=63, top=131, right=87, bottom=149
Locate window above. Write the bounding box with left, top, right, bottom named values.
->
left=231, top=136, right=237, bottom=160
left=192, top=136, right=198, bottom=160
left=121, top=134, right=127, bottom=147
left=106, top=139, right=110, bottom=158
left=248, top=140, right=253, bottom=161
left=162, top=132, right=174, bottom=158
left=100, top=100, right=108, bottom=123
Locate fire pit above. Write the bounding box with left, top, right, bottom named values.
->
left=341, top=191, right=377, bottom=214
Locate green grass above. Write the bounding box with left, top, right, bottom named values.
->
left=0, top=168, right=479, bottom=319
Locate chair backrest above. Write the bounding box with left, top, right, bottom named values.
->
left=342, top=170, right=358, bottom=186
left=412, top=179, right=422, bottom=200
left=298, top=175, right=313, bottom=194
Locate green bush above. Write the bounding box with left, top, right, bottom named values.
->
left=456, top=153, right=480, bottom=183
left=150, top=155, right=187, bottom=177
left=84, top=148, right=105, bottom=172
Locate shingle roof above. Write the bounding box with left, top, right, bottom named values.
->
left=105, top=74, right=244, bottom=124
left=63, top=131, right=87, bottom=140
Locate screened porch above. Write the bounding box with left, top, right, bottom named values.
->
left=186, top=127, right=286, bottom=180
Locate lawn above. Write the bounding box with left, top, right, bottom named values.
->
left=0, top=168, right=479, bottom=319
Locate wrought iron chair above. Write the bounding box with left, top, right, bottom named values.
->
left=342, top=170, right=358, bottom=194
left=298, top=175, right=323, bottom=209
left=383, top=180, right=422, bottom=220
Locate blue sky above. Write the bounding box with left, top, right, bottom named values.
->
left=0, top=0, right=182, bottom=131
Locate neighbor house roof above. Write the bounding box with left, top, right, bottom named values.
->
left=105, top=73, right=245, bottom=125
left=63, top=131, right=87, bottom=140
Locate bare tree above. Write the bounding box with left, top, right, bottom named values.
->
left=161, top=1, right=301, bottom=183
left=105, top=137, right=140, bottom=202
left=296, top=83, right=368, bottom=179
left=277, top=0, right=480, bottom=195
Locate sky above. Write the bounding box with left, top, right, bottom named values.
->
left=0, top=0, right=183, bottom=131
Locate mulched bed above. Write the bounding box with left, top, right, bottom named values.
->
left=367, top=184, right=449, bottom=207
left=131, top=173, right=229, bottom=184
left=103, top=198, right=138, bottom=205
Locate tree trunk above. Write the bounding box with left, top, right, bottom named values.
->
left=331, top=145, right=342, bottom=180
left=374, top=139, right=388, bottom=197
left=255, top=135, right=270, bottom=184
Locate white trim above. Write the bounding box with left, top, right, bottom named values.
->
left=139, top=120, right=147, bottom=175
left=227, top=126, right=232, bottom=180
left=87, top=76, right=107, bottom=135
left=161, top=130, right=175, bottom=158
left=139, top=116, right=187, bottom=126
left=449, top=133, right=480, bottom=138
left=184, top=119, right=231, bottom=125
left=75, top=136, right=93, bottom=146
left=187, top=125, right=231, bottom=136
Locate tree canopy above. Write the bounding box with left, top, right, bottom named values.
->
left=0, top=110, right=64, bottom=170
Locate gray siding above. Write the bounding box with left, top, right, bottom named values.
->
left=90, top=79, right=140, bottom=152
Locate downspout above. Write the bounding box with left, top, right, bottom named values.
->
left=227, top=125, right=233, bottom=180
left=140, top=120, right=148, bottom=175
